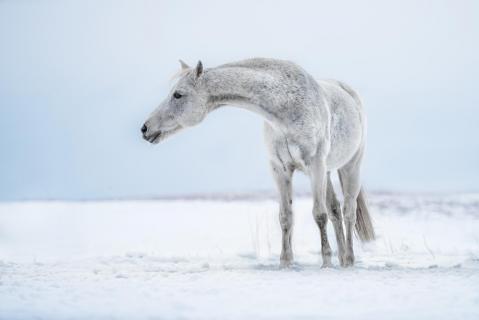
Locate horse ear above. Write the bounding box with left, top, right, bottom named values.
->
left=179, top=59, right=190, bottom=70
left=195, top=60, right=203, bottom=78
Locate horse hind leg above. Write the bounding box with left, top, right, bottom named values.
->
left=327, top=173, right=347, bottom=267
left=338, top=148, right=363, bottom=267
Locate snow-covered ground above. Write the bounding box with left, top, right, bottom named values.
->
left=1, top=193, right=479, bottom=319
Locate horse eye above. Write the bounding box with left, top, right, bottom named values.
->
left=173, top=91, right=182, bottom=99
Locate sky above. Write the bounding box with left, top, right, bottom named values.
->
left=0, top=0, right=478, bottom=200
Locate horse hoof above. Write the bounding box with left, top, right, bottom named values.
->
left=280, top=259, right=293, bottom=269
left=344, top=254, right=355, bottom=267
left=321, top=261, right=333, bottom=268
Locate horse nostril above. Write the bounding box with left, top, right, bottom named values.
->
left=141, top=124, right=147, bottom=134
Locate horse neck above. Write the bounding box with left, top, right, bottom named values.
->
left=203, top=67, right=285, bottom=127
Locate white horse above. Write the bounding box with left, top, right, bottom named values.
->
left=142, top=58, right=375, bottom=267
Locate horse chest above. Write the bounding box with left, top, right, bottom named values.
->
left=277, top=137, right=313, bottom=173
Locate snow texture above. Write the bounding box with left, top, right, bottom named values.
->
left=1, top=193, right=479, bottom=319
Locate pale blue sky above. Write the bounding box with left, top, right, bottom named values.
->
left=1, top=0, right=478, bottom=200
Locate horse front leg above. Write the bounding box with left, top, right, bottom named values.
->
left=270, top=161, right=294, bottom=268
left=310, top=156, right=332, bottom=267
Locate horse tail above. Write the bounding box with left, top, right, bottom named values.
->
left=355, top=188, right=375, bottom=242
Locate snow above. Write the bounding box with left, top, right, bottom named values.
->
left=1, top=193, right=479, bottom=319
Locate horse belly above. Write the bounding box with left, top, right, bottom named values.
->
left=326, top=105, right=363, bottom=170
